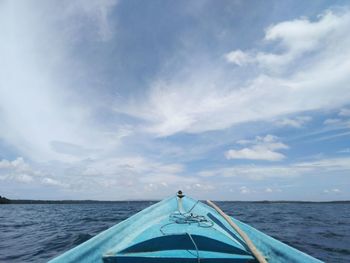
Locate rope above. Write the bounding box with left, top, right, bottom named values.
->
left=206, top=200, right=268, bottom=263
left=160, top=200, right=213, bottom=262
left=187, top=232, right=200, bottom=263
left=160, top=200, right=213, bottom=234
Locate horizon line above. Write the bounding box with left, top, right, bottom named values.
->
left=1, top=197, right=349, bottom=203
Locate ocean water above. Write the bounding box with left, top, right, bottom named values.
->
left=0, top=202, right=349, bottom=262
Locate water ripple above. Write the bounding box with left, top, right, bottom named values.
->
left=0, top=202, right=349, bottom=262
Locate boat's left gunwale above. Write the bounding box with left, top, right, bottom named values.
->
left=48, top=197, right=175, bottom=263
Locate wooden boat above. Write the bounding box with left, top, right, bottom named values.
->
left=49, top=192, right=323, bottom=262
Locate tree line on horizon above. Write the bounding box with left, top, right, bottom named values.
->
left=0, top=195, right=10, bottom=204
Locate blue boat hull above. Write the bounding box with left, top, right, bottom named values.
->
left=49, top=196, right=323, bottom=263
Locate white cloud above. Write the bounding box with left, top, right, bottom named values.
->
left=275, top=116, right=311, bottom=128
left=225, top=148, right=286, bottom=161
left=0, top=157, right=67, bottom=187
left=0, top=157, right=30, bottom=170
left=41, top=177, right=68, bottom=188
left=264, top=187, right=282, bottom=193
left=323, top=188, right=341, bottom=194
left=265, top=187, right=273, bottom=193
left=225, top=135, right=288, bottom=161
left=225, top=50, right=253, bottom=66
left=239, top=186, right=251, bottom=194
left=339, top=108, right=350, bottom=117
left=0, top=158, right=39, bottom=183
left=226, top=11, right=348, bottom=71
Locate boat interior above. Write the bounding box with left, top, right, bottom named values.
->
left=102, top=198, right=259, bottom=263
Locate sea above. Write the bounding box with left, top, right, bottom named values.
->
left=0, top=201, right=349, bottom=262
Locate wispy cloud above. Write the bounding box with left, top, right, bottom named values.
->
left=323, top=118, right=350, bottom=128
left=197, top=156, right=350, bottom=180
left=64, top=0, right=118, bottom=41
left=120, top=9, right=350, bottom=137
left=0, top=1, right=120, bottom=163
left=275, top=116, right=311, bottom=128
left=339, top=108, right=350, bottom=117
left=323, top=188, right=341, bottom=194
left=338, top=148, right=350, bottom=154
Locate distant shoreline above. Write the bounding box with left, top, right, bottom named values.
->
left=0, top=198, right=158, bottom=204
left=1, top=197, right=349, bottom=204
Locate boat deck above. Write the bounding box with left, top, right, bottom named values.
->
left=49, top=195, right=323, bottom=263
left=103, top=198, right=257, bottom=262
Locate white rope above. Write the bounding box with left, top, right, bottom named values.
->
left=206, top=200, right=268, bottom=263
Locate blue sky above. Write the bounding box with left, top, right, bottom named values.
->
left=1, top=0, right=350, bottom=200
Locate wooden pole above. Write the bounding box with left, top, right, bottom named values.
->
left=206, top=200, right=268, bottom=263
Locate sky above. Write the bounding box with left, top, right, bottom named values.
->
left=0, top=0, right=350, bottom=201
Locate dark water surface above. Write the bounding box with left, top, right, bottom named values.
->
left=0, top=202, right=349, bottom=262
